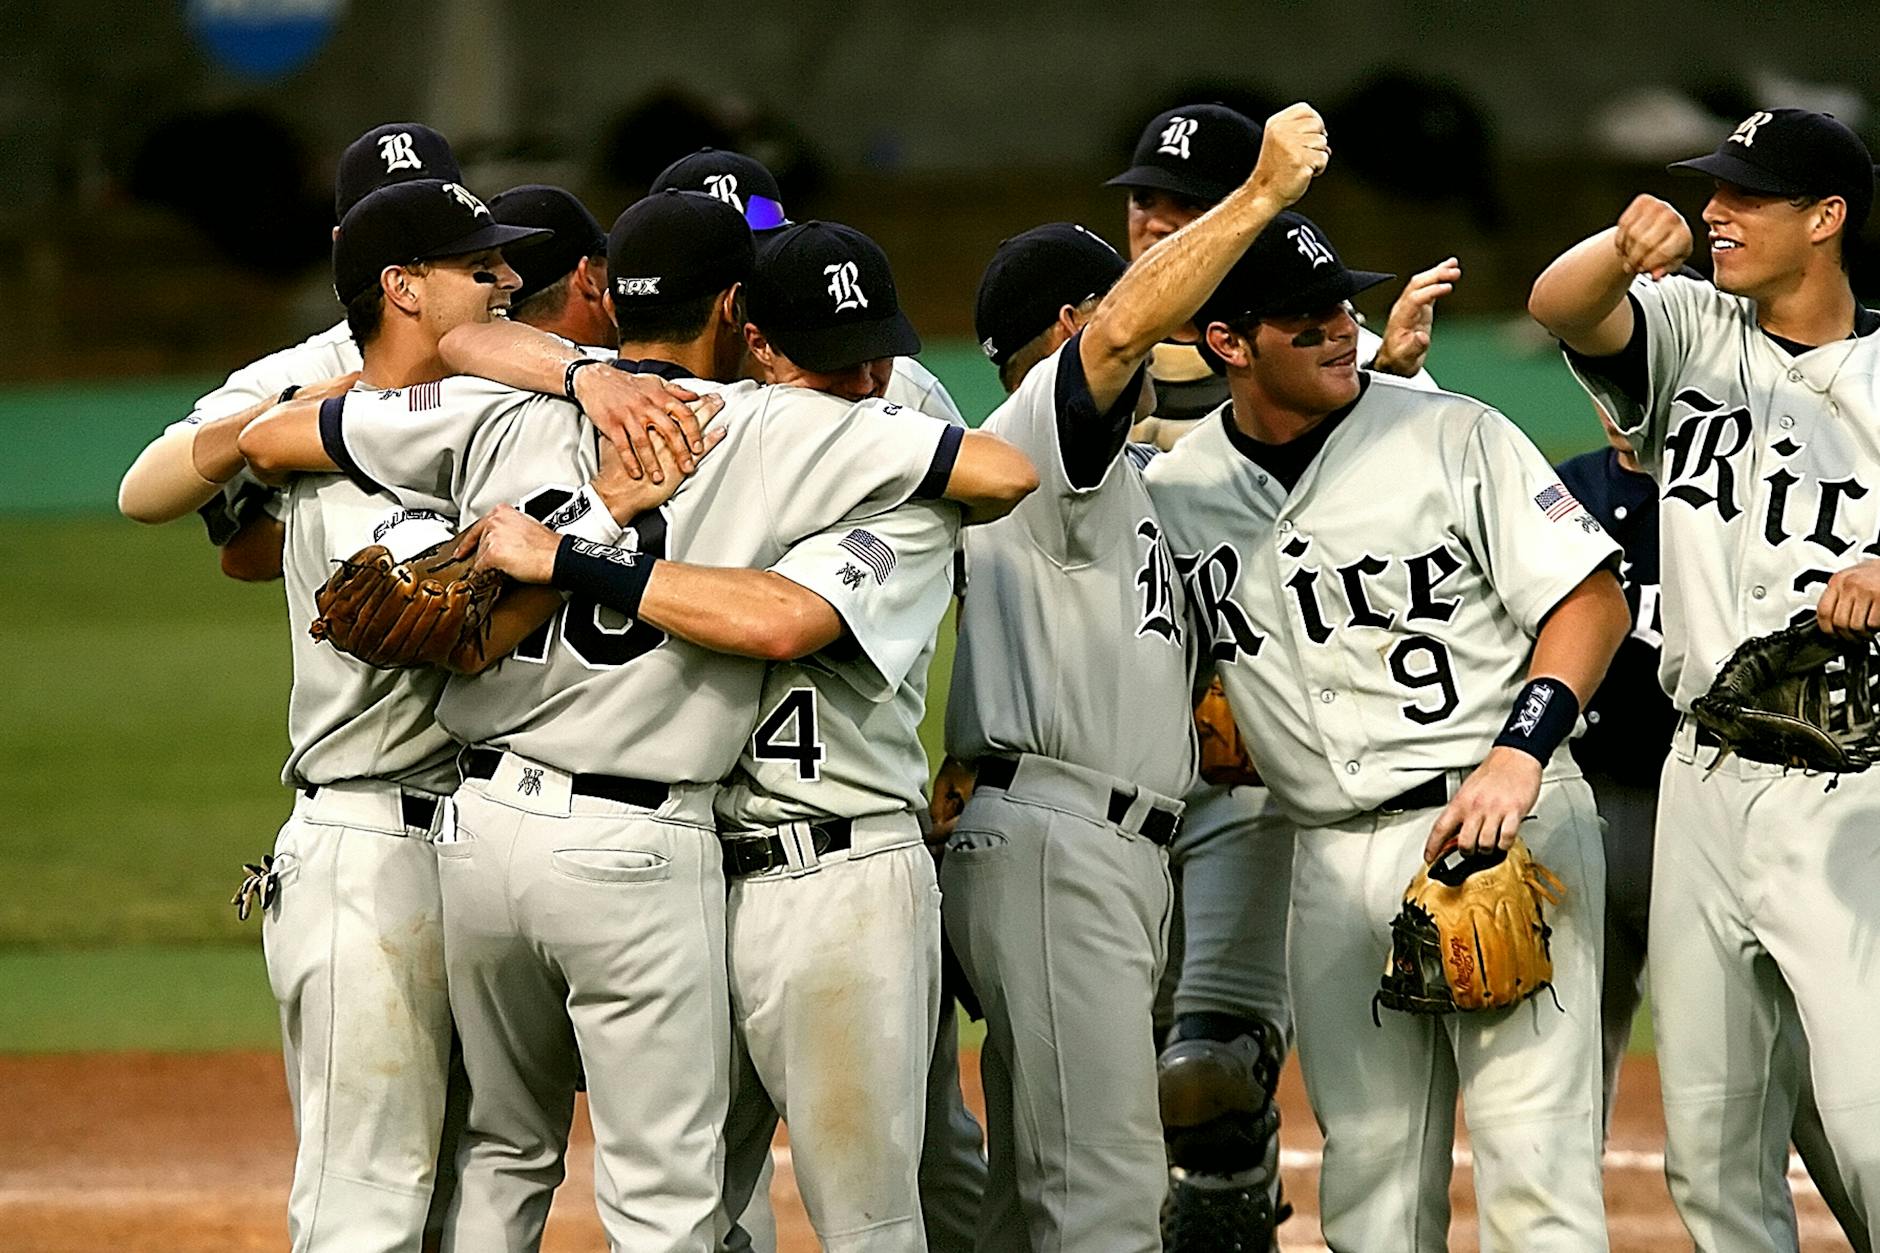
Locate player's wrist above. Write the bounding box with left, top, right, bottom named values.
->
left=565, top=356, right=605, bottom=406
left=1492, top=676, right=1579, bottom=766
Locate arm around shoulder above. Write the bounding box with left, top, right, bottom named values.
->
left=943, top=430, right=1039, bottom=524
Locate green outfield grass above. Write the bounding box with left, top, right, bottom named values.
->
left=0, top=325, right=1611, bottom=1050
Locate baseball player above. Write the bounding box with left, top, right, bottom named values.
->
left=1145, top=204, right=1630, bottom=1251
left=1106, top=100, right=1454, bottom=1247
left=1530, top=106, right=1880, bottom=1250
left=939, top=103, right=1329, bottom=1252
left=242, top=190, right=1034, bottom=1252
left=224, top=177, right=548, bottom=1252
left=455, top=218, right=1009, bottom=1253
left=117, top=122, right=461, bottom=574
left=488, top=183, right=616, bottom=349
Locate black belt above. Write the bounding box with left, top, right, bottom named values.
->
left=1375, top=775, right=1451, bottom=816
left=721, top=820, right=853, bottom=877
left=460, top=748, right=669, bottom=811
left=975, top=756, right=1181, bottom=846
left=299, top=784, right=439, bottom=831
left=1694, top=723, right=1722, bottom=749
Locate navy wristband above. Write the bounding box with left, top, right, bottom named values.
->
left=1493, top=677, right=1580, bottom=765
left=551, top=535, right=655, bottom=617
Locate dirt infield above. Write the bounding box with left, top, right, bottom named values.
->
left=0, top=1049, right=1853, bottom=1251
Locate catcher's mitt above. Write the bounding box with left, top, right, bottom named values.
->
left=1690, top=621, right=1880, bottom=774
left=1196, top=676, right=1262, bottom=788
left=309, top=539, right=502, bottom=669
left=1374, top=834, right=1565, bottom=1019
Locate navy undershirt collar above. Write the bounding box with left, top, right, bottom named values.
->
left=613, top=356, right=695, bottom=380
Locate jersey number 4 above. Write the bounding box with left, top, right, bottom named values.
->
left=750, top=688, right=825, bottom=780
left=512, top=486, right=668, bottom=669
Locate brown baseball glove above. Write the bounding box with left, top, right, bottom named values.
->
left=309, top=539, right=502, bottom=669
left=1195, top=675, right=1262, bottom=788
left=1374, top=834, right=1565, bottom=1018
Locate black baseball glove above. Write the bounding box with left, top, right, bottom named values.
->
left=1690, top=622, right=1880, bottom=773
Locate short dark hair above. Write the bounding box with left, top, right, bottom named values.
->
left=615, top=288, right=726, bottom=348
left=510, top=251, right=607, bottom=326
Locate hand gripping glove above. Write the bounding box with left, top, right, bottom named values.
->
left=1690, top=621, right=1880, bottom=774
left=1374, top=834, right=1565, bottom=1018
left=309, top=539, right=502, bottom=669
left=1195, top=675, right=1262, bottom=789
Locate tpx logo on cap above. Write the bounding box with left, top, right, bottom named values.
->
left=1290, top=225, right=1334, bottom=268
left=618, top=277, right=661, bottom=297
left=379, top=132, right=422, bottom=173
left=704, top=174, right=744, bottom=212
left=443, top=183, right=490, bottom=217
left=1158, top=116, right=1198, bottom=160
left=825, top=261, right=869, bottom=312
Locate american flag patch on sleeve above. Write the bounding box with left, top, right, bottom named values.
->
left=838, top=529, right=896, bottom=584
left=1533, top=482, right=1582, bottom=522
left=408, top=381, right=442, bottom=412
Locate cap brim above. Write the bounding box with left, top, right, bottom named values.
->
left=1667, top=151, right=1810, bottom=196
left=1103, top=165, right=1233, bottom=204
left=418, top=223, right=554, bottom=263
left=772, top=310, right=923, bottom=373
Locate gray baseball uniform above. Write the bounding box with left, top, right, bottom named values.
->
left=1566, top=272, right=1880, bottom=1249
left=942, top=333, right=1197, bottom=1252
left=327, top=369, right=961, bottom=1252
left=263, top=462, right=458, bottom=1253
left=1146, top=375, right=1620, bottom=1252
left=714, top=497, right=958, bottom=1253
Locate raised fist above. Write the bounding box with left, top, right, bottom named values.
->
left=1613, top=194, right=1693, bottom=281
left=1251, top=103, right=1331, bottom=207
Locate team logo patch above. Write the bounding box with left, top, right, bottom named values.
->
left=1157, top=115, right=1198, bottom=160
left=442, top=182, right=490, bottom=217
left=838, top=563, right=868, bottom=590
left=372, top=508, right=447, bottom=543
left=825, top=260, right=868, bottom=312
left=1533, top=481, right=1583, bottom=522
left=1729, top=110, right=1774, bottom=147
left=703, top=173, right=743, bottom=211
left=1289, top=224, right=1335, bottom=268
left=617, top=277, right=661, bottom=297
left=838, top=528, right=895, bottom=584
left=408, top=381, right=441, bottom=412
left=378, top=132, right=422, bottom=172
left=517, top=767, right=544, bottom=797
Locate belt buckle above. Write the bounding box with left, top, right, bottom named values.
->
left=725, top=836, right=781, bottom=878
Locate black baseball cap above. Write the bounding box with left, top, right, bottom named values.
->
left=650, top=147, right=790, bottom=233
left=1195, top=211, right=1393, bottom=329
left=606, top=189, right=755, bottom=308
left=747, top=221, right=920, bottom=372
left=974, top=223, right=1128, bottom=367
left=335, top=123, right=460, bottom=219
left=333, top=179, right=550, bottom=304
left=488, top=184, right=607, bottom=305
left=1106, top=104, right=1259, bottom=205
left=1669, top=108, right=1877, bottom=234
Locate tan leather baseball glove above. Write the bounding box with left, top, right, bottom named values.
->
left=1374, top=834, right=1565, bottom=1017
left=310, top=539, right=502, bottom=669
left=1195, top=675, right=1262, bottom=788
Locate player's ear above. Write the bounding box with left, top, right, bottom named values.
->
left=576, top=256, right=606, bottom=299
left=1810, top=196, right=1846, bottom=246
left=1055, top=302, right=1082, bottom=338
left=743, top=320, right=771, bottom=365
left=720, top=283, right=743, bottom=329
left=1204, top=319, right=1253, bottom=369
left=383, top=265, right=421, bottom=315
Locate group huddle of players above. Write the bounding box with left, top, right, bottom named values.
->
left=118, top=95, right=1880, bottom=1253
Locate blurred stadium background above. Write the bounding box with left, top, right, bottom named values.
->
left=0, top=2, right=1871, bottom=1247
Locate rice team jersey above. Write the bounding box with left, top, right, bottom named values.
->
left=945, top=336, right=1200, bottom=800
left=279, top=470, right=458, bottom=795
left=1566, top=273, right=1880, bottom=711
left=324, top=369, right=962, bottom=783
left=1145, top=375, right=1620, bottom=828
